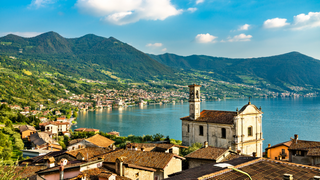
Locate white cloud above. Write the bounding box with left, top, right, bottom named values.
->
left=263, top=18, right=290, bottom=28
left=146, top=43, right=163, bottom=47
left=187, top=8, right=197, bottom=13
left=0, top=32, right=43, bottom=37
left=196, top=0, right=204, bottom=4
left=292, top=12, right=320, bottom=30
left=228, top=33, right=252, bottom=42
left=161, top=48, right=167, bottom=51
left=195, top=33, right=217, bottom=43
left=75, top=0, right=183, bottom=25
left=29, top=0, right=56, bottom=8
left=238, top=24, right=250, bottom=31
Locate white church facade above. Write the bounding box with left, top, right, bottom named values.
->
left=181, top=84, right=264, bottom=157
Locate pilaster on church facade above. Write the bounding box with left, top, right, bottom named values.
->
left=181, top=84, right=264, bottom=157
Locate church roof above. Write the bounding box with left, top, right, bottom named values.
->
left=180, top=110, right=237, bottom=124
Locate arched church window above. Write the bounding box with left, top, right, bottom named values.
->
left=187, top=124, right=190, bottom=133
left=221, top=128, right=226, bottom=139
left=248, top=126, right=253, bottom=136
left=196, top=90, right=199, bottom=98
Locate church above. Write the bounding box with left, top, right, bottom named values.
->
left=180, top=84, right=264, bottom=157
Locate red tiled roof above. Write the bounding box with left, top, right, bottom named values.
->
left=266, top=140, right=292, bottom=150
left=69, top=138, right=84, bottom=145
left=181, top=110, right=237, bottom=124
left=100, top=149, right=183, bottom=169
left=185, top=146, right=229, bottom=160
left=207, top=158, right=320, bottom=180
left=19, top=125, right=37, bottom=132
left=10, top=165, right=47, bottom=180
left=67, top=147, right=113, bottom=160
left=289, top=140, right=320, bottom=150
left=85, top=134, right=115, bottom=148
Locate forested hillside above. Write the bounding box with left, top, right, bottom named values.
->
left=149, top=52, right=320, bottom=91
left=0, top=32, right=174, bottom=82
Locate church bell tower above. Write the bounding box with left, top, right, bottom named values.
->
left=189, top=84, right=201, bottom=120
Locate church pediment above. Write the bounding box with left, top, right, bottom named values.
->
left=239, top=103, right=263, bottom=115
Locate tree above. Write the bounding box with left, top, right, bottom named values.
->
left=153, top=133, right=164, bottom=141
left=4, top=120, right=13, bottom=129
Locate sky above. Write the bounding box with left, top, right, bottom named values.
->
left=1, top=0, right=320, bottom=59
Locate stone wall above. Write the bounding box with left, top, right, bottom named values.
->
left=164, top=157, right=182, bottom=178
left=188, top=159, right=215, bottom=169
left=124, top=167, right=154, bottom=180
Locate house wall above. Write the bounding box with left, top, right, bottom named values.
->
left=291, top=155, right=311, bottom=165
left=67, top=142, right=86, bottom=151
left=21, top=130, right=36, bottom=139
left=188, top=159, right=215, bottom=169
left=123, top=167, right=154, bottom=180
left=41, top=170, right=80, bottom=180
left=45, top=125, right=58, bottom=134
left=267, top=145, right=289, bottom=160
left=164, top=157, right=182, bottom=178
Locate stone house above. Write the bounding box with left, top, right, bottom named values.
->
left=67, top=134, right=115, bottom=151
left=30, top=132, right=62, bottom=151
left=99, top=149, right=185, bottom=180
left=185, top=141, right=233, bottom=169
left=39, top=121, right=70, bottom=134
left=19, top=125, right=37, bottom=140
left=181, top=84, right=263, bottom=157
left=288, top=134, right=320, bottom=166
left=265, top=140, right=292, bottom=161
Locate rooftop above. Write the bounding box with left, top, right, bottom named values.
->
left=185, top=146, right=229, bottom=161
left=98, top=149, right=185, bottom=170
left=85, top=134, right=115, bottom=148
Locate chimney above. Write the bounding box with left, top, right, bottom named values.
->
left=314, top=176, right=320, bottom=180
left=283, top=174, right=293, bottom=180
left=268, top=144, right=271, bottom=148
left=204, top=141, right=208, bottom=148
left=141, top=145, right=145, bottom=151
left=112, top=144, right=116, bottom=151
left=294, top=134, right=298, bottom=144
left=252, top=152, right=257, bottom=157
left=59, top=161, right=65, bottom=180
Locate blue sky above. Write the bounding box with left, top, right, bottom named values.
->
left=1, top=0, right=320, bottom=59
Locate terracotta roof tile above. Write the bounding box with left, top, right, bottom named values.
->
left=67, top=147, right=113, bottom=160
left=10, top=165, right=47, bottom=180
left=208, top=158, right=320, bottom=180
left=69, top=138, right=84, bottom=145
left=85, top=134, right=115, bottom=148
left=289, top=140, right=320, bottom=150
left=167, top=157, right=258, bottom=180
left=266, top=141, right=292, bottom=150
left=100, top=149, right=182, bottom=169
left=181, top=110, right=237, bottom=124
left=185, top=146, right=229, bottom=160
left=19, top=125, right=36, bottom=133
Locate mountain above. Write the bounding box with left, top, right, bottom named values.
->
left=149, top=52, right=320, bottom=90
left=0, top=32, right=173, bottom=81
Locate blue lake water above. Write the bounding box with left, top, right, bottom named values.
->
left=73, top=97, right=320, bottom=149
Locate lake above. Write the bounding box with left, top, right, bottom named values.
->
left=73, top=97, right=320, bottom=149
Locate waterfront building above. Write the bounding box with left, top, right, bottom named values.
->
left=181, top=84, right=264, bottom=157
